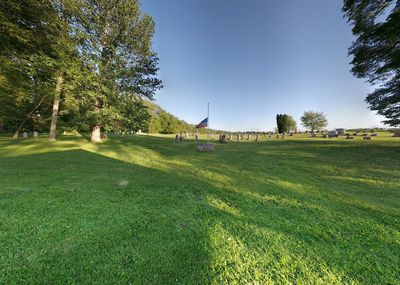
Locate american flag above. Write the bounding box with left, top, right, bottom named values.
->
left=196, top=117, right=208, bottom=128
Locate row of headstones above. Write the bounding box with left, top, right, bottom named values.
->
left=21, top=131, right=39, bottom=138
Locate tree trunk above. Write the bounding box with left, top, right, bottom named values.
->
left=12, top=94, right=47, bottom=139
left=90, top=98, right=102, bottom=143
left=91, top=125, right=101, bottom=143
left=49, top=72, right=64, bottom=141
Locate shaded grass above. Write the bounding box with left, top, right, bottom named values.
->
left=0, top=135, right=399, bottom=284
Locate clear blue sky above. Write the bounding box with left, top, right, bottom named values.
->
left=141, top=0, right=384, bottom=131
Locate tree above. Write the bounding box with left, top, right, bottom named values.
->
left=276, top=114, right=286, bottom=134
left=72, top=0, right=162, bottom=143
left=300, top=111, right=328, bottom=133
left=343, top=1, right=400, bottom=126
left=286, top=115, right=297, bottom=133
left=0, top=0, right=73, bottom=138
left=276, top=114, right=296, bottom=134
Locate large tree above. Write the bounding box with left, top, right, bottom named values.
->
left=72, top=0, right=162, bottom=143
left=301, top=111, right=328, bottom=133
left=343, top=0, right=400, bottom=126
left=0, top=0, right=73, bottom=138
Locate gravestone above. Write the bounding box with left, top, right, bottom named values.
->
left=327, top=131, right=337, bottom=138
left=393, top=130, right=400, bottom=137
left=33, top=131, right=39, bottom=139
left=22, top=131, right=28, bottom=138
left=197, top=143, right=214, bottom=151
left=363, top=136, right=371, bottom=140
left=346, top=136, right=354, bottom=139
left=219, top=134, right=227, bottom=144
left=336, top=128, right=345, bottom=136
left=256, top=134, right=260, bottom=141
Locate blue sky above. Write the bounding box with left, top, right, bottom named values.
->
left=141, top=0, right=384, bottom=131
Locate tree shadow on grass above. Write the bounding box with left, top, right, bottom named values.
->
left=0, top=149, right=214, bottom=284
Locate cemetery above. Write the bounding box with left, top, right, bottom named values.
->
left=1, top=0, right=399, bottom=284
left=0, top=132, right=399, bottom=284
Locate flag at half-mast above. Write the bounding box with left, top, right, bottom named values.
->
left=196, top=117, right=208, bottom=128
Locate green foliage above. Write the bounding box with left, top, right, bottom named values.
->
left=0, top=135, right=399, bottom=284
left=0, top=0, right=162, bottom=138
left=0, top=0, right=62, bottom=132
left=301, top=111, right=328, bottom=132
left=343, top=0, right=400, bottom=126
left=146, top=102, right=193, bottom=134
left=70, top=0, right=162, bottom=137
left=276, top=114, right=297, bottom=133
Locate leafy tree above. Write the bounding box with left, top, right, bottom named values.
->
left=0, top=0, right=74, bottom=138
left=276, top=114, right=285, bottom=134
left=301, top=111, right=328, bottom=133
left=343, top=1, right=400, bottom=126
left=286, top=115, right=297, bottom=133
left=71, top=0, right=162, bottom=142
left=276, top=114, right=296, bottom=134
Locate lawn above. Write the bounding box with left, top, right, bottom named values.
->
left=0, top=134, right=399, bottom=284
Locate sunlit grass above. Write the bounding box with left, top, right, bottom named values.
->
left=0, top=134, right=399, bottom=284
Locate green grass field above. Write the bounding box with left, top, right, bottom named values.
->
left=0, top=134, right=399, bottom=284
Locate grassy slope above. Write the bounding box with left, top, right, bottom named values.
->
left=0, top=135, right=399, bottom=284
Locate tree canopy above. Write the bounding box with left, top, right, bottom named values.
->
left=0, top=0, right=162, bottom=141
left=300, top=111, right=328, bottom=132
left=343, top=0, right=400, bottom=126
left=276, top=114, right=297, bottom=134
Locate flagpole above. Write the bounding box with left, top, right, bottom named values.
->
left=207, top=102, right=210, bottom=143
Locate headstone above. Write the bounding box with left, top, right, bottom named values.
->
left=336, top=128, right=345, bottom=136
left=346, top=136, right=354, bottom=140
left=33, top=131, right=38, bottom=139
left=219, top=134, right=227, bottom=144
left=22, top=131, right=28, bottom=138
left=197, top=143, right=214, bottom=151
left=363, top=136, right=371, bottom=140
left=327, top=131, right=337, bottom=138
left=256, top=134, right=260, bottom=141
left=174, top=134, right=180, bottom=144
left=394, top=130, right=400, bottom=137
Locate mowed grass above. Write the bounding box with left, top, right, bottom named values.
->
left=0, top=134, right=399, bottom=284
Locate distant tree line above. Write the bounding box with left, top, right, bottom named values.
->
left=0, top=0, right=162, bottom=142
